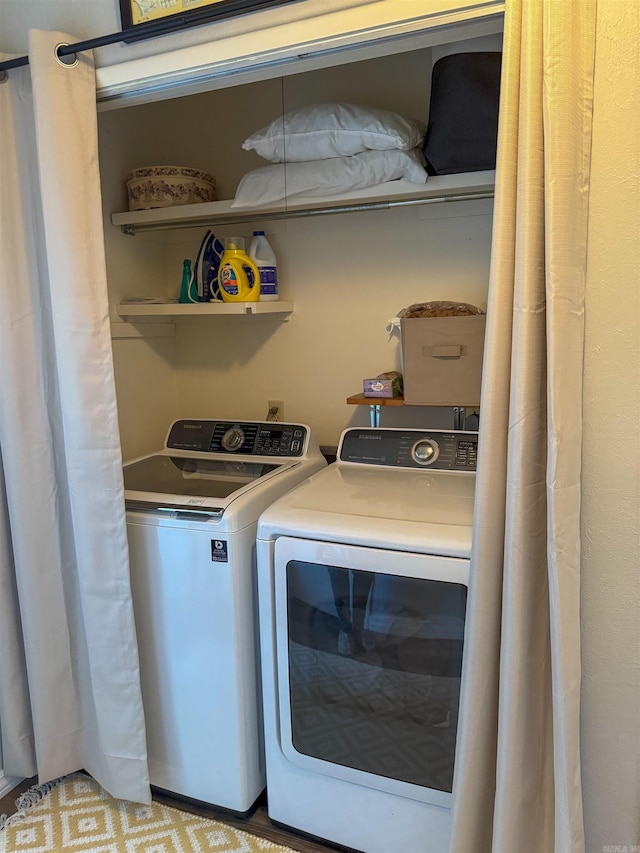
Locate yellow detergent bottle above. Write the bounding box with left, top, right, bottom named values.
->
left=217, top=242, right=260, bottom=302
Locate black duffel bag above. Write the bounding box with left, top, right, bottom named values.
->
left=423, top=52, right=502, bottom=176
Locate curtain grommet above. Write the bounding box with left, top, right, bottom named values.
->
left=55, top=43, right=79, bottom=68
left=0, top=70, right=8, bottom=83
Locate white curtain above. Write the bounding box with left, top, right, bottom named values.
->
left=450, top=1, right=596, bottom=851
left=0, top=31, right=150, bottom=804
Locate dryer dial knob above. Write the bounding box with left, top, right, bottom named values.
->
left=412, top=438, right=440, bottom=466
left=222, top=427, right=245, bottom=451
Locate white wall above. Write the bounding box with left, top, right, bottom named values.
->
left=581, top=2, right=640, bottom=849
left=171, top=198, right=492, bottom=444
left=99, top=105, right=180, bottom=461
left=100, top=46, right=494, bottom=454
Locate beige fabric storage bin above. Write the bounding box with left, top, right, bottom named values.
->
left=400, top=315, right=486, bottom=406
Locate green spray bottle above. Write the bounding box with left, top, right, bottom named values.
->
left=178, top=259, right=198, bottom=303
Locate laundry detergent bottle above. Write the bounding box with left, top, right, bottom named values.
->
left=217, top=242, right=260, bottom=302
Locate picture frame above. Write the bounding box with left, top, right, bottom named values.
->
left=119, top=0, right=300, bottom=39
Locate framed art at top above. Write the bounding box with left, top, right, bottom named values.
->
left=120, top=0, right=300, bottom=35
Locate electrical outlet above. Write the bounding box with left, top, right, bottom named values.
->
left=268, top=400, right=284, bottom=422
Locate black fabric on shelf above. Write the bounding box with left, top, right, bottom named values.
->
left=423, top=52, right=502, bottom=176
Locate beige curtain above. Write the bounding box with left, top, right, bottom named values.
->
left=0, top=31, right=150, bottom=803
left=450, top=1, right=596, bottom=851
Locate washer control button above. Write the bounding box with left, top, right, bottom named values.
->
left=412, top=438, right=439, bottom=466
left=221, top=427, right=245, bottom=451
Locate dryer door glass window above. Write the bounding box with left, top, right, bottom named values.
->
left=285, top=560, right=466, bottom=793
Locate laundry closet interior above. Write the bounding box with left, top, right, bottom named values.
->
left=98, top=17, right=502, bottom=460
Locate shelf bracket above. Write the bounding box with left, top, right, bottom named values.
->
left=453, top=407, right=466, bottom=430
left=369, top=403, right=382, bottom=428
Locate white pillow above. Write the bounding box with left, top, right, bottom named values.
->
left=242, top=103, right=426, bottom=163
left=231, top=148, right=427, bottom=209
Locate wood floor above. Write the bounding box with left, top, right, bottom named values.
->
left=0, top=776, right=343, bottom=853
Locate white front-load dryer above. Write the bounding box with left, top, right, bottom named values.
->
left=256, top=427, right=477, bottom=852
left=123, top=419, right=326, bottom=815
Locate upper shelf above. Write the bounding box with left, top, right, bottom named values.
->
left=111, top=171, right=496, bottom=235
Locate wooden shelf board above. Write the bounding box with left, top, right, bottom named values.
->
left=347, top=393, right=481, bottom=407
left=117, top=301, right=293, bottom=318
left=111, top=171, right=495, bottom=234
left=347, top=393, right=406, bottom=407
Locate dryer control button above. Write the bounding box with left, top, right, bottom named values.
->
left=221, top=427, right=245, bottom=451
left=412, top=438, right=440, bottom=466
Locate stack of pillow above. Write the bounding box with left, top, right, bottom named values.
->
left=231, top=102, right=428, bottom=209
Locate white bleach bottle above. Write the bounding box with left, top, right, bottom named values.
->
left=249, top=231, right=278, bottom=301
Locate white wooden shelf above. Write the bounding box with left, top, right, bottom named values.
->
left=111, top=171, right=495, bottom=235
left=116, top=300, right=293, bottom=318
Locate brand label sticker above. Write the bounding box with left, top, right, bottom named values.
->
left=220, top=264, right=238, bottom=295
left=211, top=539, right=228, bottom=562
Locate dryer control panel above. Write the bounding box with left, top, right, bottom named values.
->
left=338, top=428, right=478, bottom=471
left=166, top=420, right=308, bottom=457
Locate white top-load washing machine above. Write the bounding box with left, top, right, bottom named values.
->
left=123, top=419, right=326, bottom=815
left=256, top=427, right=477, bottom=853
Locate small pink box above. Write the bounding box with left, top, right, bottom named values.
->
left=363, top=372, right=403, bottom=398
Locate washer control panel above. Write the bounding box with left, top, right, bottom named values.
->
left=339, top=428, right=478, bottom=471
left=166, top=420, right=307, bottom=457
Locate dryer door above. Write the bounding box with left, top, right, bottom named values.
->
left=273, top=536, right=469, bottom=808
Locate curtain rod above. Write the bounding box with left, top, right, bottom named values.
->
left=1, top=33, right=130, bottom=72
left=0, top=0, right=299, bottom=74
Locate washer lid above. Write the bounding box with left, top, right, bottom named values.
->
left=124, top=453, right=287, bottom=511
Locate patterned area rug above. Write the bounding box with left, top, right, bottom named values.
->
left=0, top=773, right=297, bottom=853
